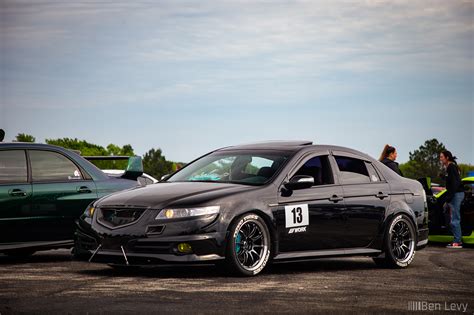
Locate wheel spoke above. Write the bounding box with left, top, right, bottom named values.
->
left=248, top=224, right=258, bottom=238
left=390, top=220, right=415, bottom=262
left=393, top=246, right=401, bottom=258
left=243, top=251, right=250, bottom=265
left=248, top=250, right=256, bottom=266
left=250, top=249, right=261, bottom=259
left=399, top=245, right=406, bottom=257
left=250, top=233, right=262, bottom=242
left=234, top=219, right=270, bottom=271
left=242, top=225, right=250, bottom=238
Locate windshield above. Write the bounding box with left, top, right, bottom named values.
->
left=167, top=151, right=291, bottom=186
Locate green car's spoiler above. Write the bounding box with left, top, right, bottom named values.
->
left=83, top=155, right=143, bottom=180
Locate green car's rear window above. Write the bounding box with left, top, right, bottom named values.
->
left=0, top=150, right=28, bottom=184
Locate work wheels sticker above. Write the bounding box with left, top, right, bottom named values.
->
left=285, top=204, right=309, bottom=231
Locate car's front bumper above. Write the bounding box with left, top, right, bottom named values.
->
left=74, top=219, right=227, bottom=265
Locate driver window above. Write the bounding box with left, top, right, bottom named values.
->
left=294, top=155, right=334, bottom=186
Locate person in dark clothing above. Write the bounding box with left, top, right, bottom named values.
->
left=379, top=144, right=403, bottom=176
left=440, top=150, right=464, bottom=248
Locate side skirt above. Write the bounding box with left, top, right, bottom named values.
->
left=273, top=248, right=382, bottom=263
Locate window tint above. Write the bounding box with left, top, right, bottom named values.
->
left=334, top=156, right=370, bottom=184
left=244, top=157, right=274, bottom=175
left=294, top=155, right=334, bottom=186
left=365, top=162, right=381, bottom=182
left=168, top=152, right=289, bottom=185
left=0, top=150, right=28, bottom=183
left=30, top=150, right=83, bottom=182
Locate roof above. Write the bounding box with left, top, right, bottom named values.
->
left=217, top=140, right=313, bottom=151
left=0, top=142, right=67, bottom=150
left=217, top=141, right=375, bottom=160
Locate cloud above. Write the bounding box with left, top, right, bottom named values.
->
left=1, top=0, right=472, bottom=111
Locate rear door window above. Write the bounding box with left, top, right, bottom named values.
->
left=334, top=156, right=370, bottom=184
left=365, top=162, right=381, bottom=182
left=0, top=150, right=28, bottom=183
left=30, top=150, right=83, bottom=182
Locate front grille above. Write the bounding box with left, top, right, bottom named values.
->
left=97, top=207, right=146, bottom=228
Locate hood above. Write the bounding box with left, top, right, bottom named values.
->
left=96, top=181, right=254, bottom=209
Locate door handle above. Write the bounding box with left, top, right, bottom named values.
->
left=329, top=195, right=343, bottom=203
left=77, top=186, right=92, bottom=194
left=376, top=192, right=389, bottom=199
left=8, top=189, right=27, bottom=197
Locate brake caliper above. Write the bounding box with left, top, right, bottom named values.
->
left=235, top=232, right=242, bottom=253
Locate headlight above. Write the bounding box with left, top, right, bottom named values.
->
left=155, top=206, right=220, bottom=220
left=83, top=204, right=96, bottom=218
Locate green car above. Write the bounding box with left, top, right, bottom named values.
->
left=0, top=142, right=143, bottom=256
left=426, top=177, right=474, bottom=244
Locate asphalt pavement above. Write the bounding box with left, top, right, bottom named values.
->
left=0, top=244, right=473, bottom=314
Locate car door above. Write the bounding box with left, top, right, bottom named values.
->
left=332, top=153, right=389, bottom=248
left=275, top=153, right=346, bottom=252
left=0, top=149, right=33, bottom=244
left=29, top=149, right=98, bottom=242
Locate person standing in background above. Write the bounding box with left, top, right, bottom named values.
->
left=379, top=144, right=403, bottom=176
left=440, top=150, right=464, bottom=249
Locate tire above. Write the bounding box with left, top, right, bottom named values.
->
left=225, top=213, right=271, bottom=276
left=376, top=214, right=416, bottom=268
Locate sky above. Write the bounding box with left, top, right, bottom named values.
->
left=1, top=0, right=473, bottom=163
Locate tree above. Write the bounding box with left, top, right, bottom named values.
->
left=45, top=137, right=134, bottom=169
left=398, top=138, right=474, bottom=184
left=142, top=148, right=174, bottom=180
left=15, top=133, right=35, bottom=142
left=400, top=139, right=446, bottom=183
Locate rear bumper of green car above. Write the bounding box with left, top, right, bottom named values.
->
left=429, top=231, right=474, bottom=244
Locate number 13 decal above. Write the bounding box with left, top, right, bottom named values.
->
left=285, top=204, right=309, bottom=228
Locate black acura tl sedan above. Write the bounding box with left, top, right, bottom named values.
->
left=75, top=141, right=429, bottom=276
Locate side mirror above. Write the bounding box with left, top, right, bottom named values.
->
left=121, top=156, right=143, bottom=180
left=137, top=176, right=148, bottom=187
left=284, top=175, right=314, bottom=190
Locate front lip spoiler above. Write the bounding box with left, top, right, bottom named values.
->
left=79, top=231, right=228, bottom=265
left=89, top=250, right=224, bottom=265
